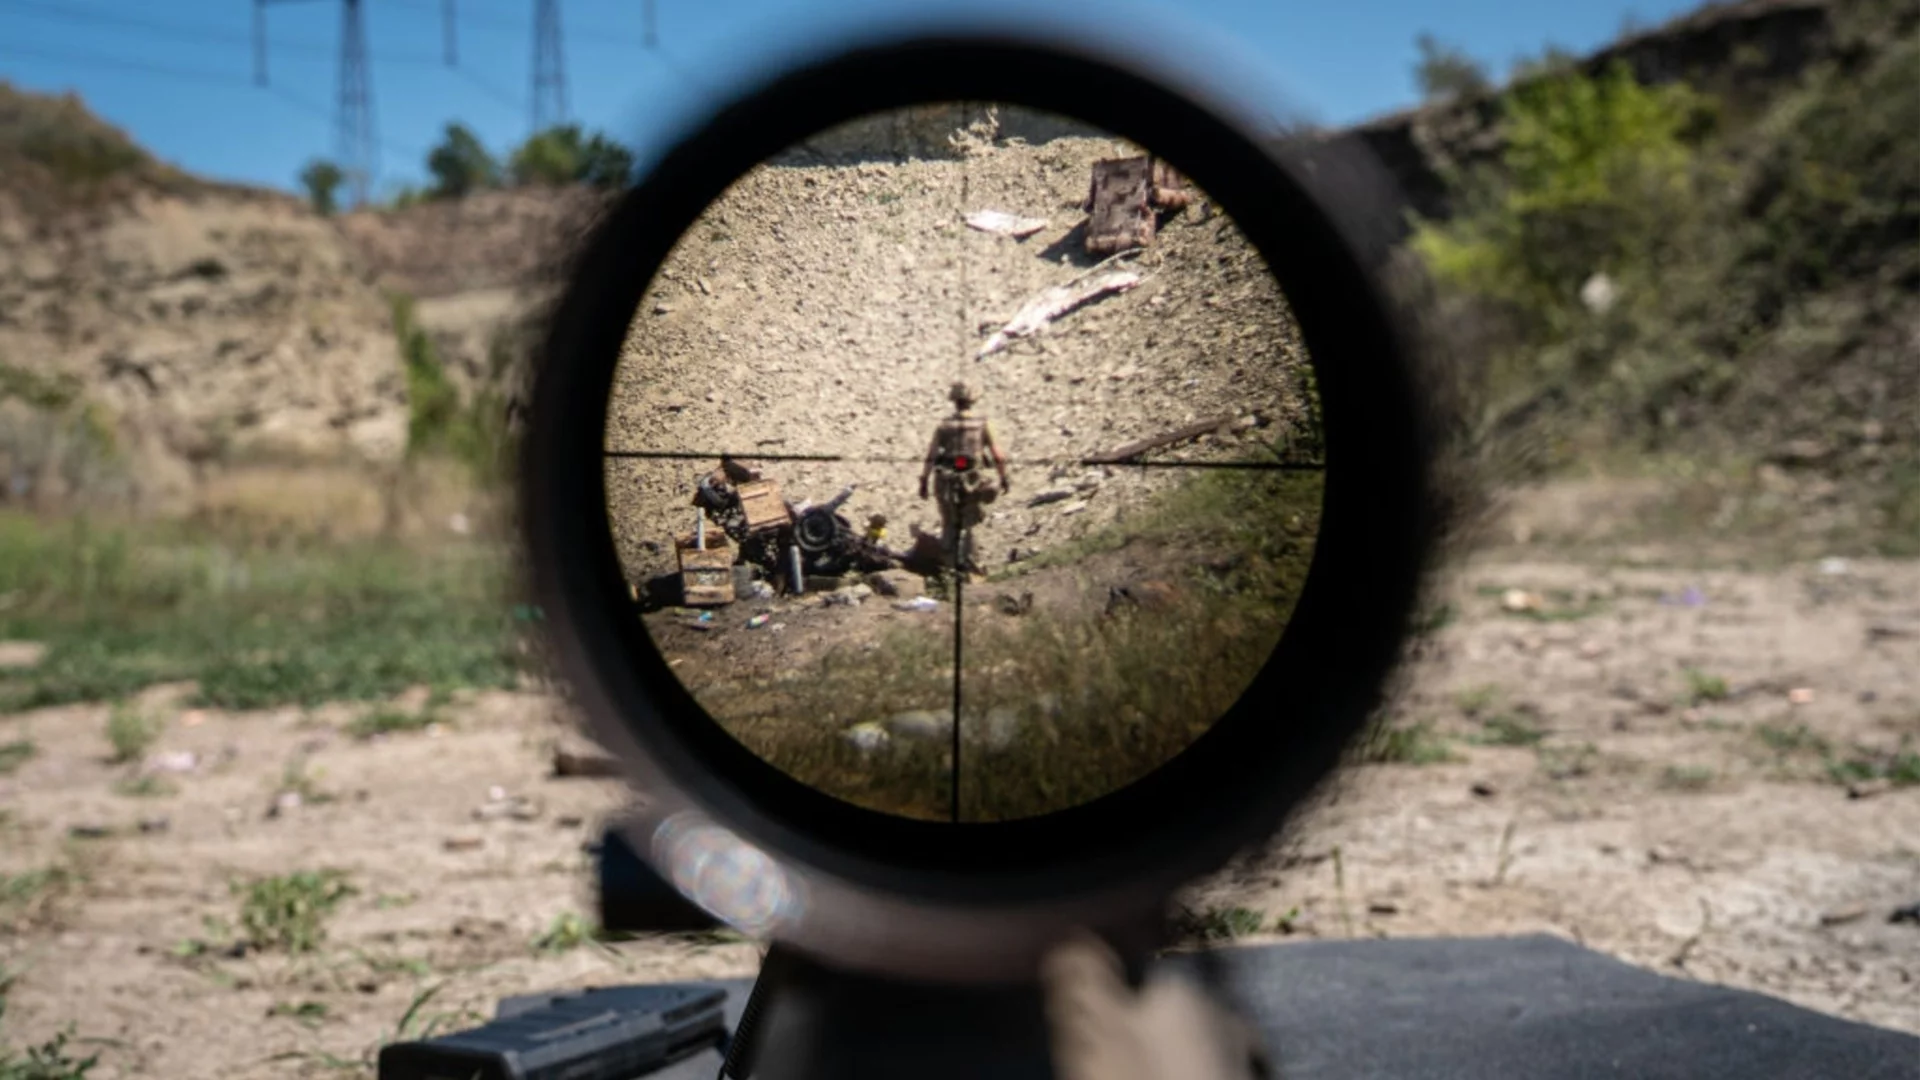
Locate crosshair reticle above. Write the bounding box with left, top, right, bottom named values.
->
left=601, top=105, right=1325, bottom=823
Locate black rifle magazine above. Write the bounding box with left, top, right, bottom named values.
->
left=378, top=984, right=728, bottom=1080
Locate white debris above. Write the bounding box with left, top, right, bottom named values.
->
left=893, top=596, right=941, bottom=613
left=964, top=210, right=1049, bottom=239
left=977, top=269, right=1142, bottom=358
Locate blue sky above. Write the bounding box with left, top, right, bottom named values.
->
left=0, top=0, right=1702, bottom=198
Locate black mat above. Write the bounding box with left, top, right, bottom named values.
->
left=646, top=934, right=1917, bottom=1079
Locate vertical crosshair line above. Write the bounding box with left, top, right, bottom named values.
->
left=949, top=132, right=972, bottom=824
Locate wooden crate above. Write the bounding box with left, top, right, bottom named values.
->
left=1085, top=156, right=1155, bottom=256
left=676, top=532, right=736, bottom=607
left=734, top=479, right=791, bottom=537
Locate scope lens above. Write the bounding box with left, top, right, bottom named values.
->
left=601, top=104, right=1324, bottom=823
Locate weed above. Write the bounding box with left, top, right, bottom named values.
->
left=1755, top=723, right=1830, bottom=756
left=1174, top=905, right=1265, bottom=942
left=0, top=963, right=99, bottom=1079
left=0, top=740, right=33, bottom=776
left=1537, top=742, right=1599, bottom=780
left=1356, top=721, right=1459, bottom=765
left=103, top=702, right=158, bottom=764
left=1479, top=713, right=1546, bottom=747
left=0, top=865, right=75, bottom=932
left=1660, top=764, right=1717, bottom=791
left=1454, top=684, right=1500, bottom=716
left=1682, top=668, right=1730, bottom=705
left=111, top=775, right=176, bottom=798
left=1824, top=743, right=1920, bottom=788
left=346, top=708, right=438, bottom=740
left=234, top=870, right=355, bottom=954
left=267, top=1001, right=330, bottom=1029
left=277, top=759, right=335, bottom=805
left=532, top=911, right=594, bottom=954
left=355, top=950, right=432, bottom=979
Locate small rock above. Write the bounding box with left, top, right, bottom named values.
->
left=144, top=750, right=198, bottom=775
left=273, top=791, right=303, bottom=814
left=845, top=722, right=889, bottom=753
left=886, top=711, right=951, bottom=741
left=822, top=590, right=860, bottom=608
left=1818, top=556, right=1850, bottom=576
left=1027, top=487, right=1075, bottom=508
left=357, top=980, right=381, bottom=994
left=653, top=303, right=673, bottom=315
left=1073, top=473, right=1102, bottom=493
left=997, top=592, right=1034, bottom=616
left=443, top=836, right=484, bottom=852
left=981, top=707, right=1020, bottom=752
left=68, top=824, right=112, bottom=840
left=1890, top=902, right=1920, bottom=926
left=1577, top=640, right=1606, bottom=659
left=1470, top=782, right=1497, bottom=798
left=1819, top=907, right=1867, bottom=927
left=138, top=817, right=170, bottom=834
left=1367, top=902, right=1400, bottom=916
left=893, top=596, right=940, bottom=613
left=1059, top=501, right=1089, bottom=516
left=848, top=584, right=873, bottom=601
left=1787, top=687, right=1815, bottom=706
left=1501, top=589, right=1542, bottom=613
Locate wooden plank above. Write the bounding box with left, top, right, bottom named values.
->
left=1083, top=414, right=1237, bottom=465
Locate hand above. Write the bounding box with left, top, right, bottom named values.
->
left=1042, top=932, right=1268, bottom=1080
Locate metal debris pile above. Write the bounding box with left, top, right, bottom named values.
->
left=669, top=456, right=936, bottom=607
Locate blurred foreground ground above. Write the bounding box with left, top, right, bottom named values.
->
left=0, top=481, right=1913, bottom=1079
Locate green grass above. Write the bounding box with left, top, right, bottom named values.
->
left=1356, top=721, right=1460, bottom=765
left=0, top=513, right=525, bottom=711
left=1, top=964, right=98, bottom=1079
left=1755, top=723, right=1830, bottom=756
left=1824, top=744, right=1920, bottom=789
left=233, top=870, right=355, bottom=954
left=0, top=741, right=34, bottom=776
left=1173, top=905, right=1267, bottom=942
left=1537, top=742, right=1599, bottom=780
left=532, top=911, right=595, bottom=954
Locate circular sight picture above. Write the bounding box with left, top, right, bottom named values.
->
left=603, top=104, right=1324, bottom=822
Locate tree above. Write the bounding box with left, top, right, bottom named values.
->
left=1414, top=33, right=1492, bottom=102
left=298, top=159, right=345, bottom=215
left=426, top=123, right=500, bottom=199
left=509, top=125, right=585, bottom=186
left=577, top=132, right=636, bottom=189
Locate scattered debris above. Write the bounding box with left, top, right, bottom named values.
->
left=1083, top=414, right=1238, bottom=466
left=976, top=267, right=1142, bottom=359
left=1659, top=586, right=1708, bottom=608
left=1367, top=902, right=1401, bottom=916
left=1027, top=487, right=1075, bottom=507
left=866, top=569, right=922, bottom=598
left=746, top=613, right=772, bottom=629
left=963, top=209, right=1048, bottom=239
left=894, top=596, right=940, bottom=613
left=443, top=837, right=484, bottom=852
left=845, top=722, right=889, bottom=753
left=1867, top=622, right=1916, bottom=642
left=1818, top=556, right=1850, bottom=575
left=1846, top=779, right=1891, bottom=801
left=1819, top=907, right=1867, bottom=927
left=997, top=592, right=1034, bottom=616
left=1471, top=782, right=1498, bottom=798
left=552, top=749, right=623, bottom=778
left=138, top=817, right=170, bottom=834
left=556, top=815, right=585, bottom=829
left=1890, top=902, right=1920, bottom=926
left=473, top=792, right=542, bottom=823
left=1787, top=687, right=1816, bottom=706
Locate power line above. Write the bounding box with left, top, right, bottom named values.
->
left=0, top=0, right=441, bottom=65
left=0, top=41, right=426, bottom=163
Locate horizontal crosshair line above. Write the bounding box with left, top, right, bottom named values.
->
left=603, top=450, right=1326, bottom=470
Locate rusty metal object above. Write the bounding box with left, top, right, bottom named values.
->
left=1085, top=156, right=1156, bottom=256
left=1150, top=158, right=1194, bottom=211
